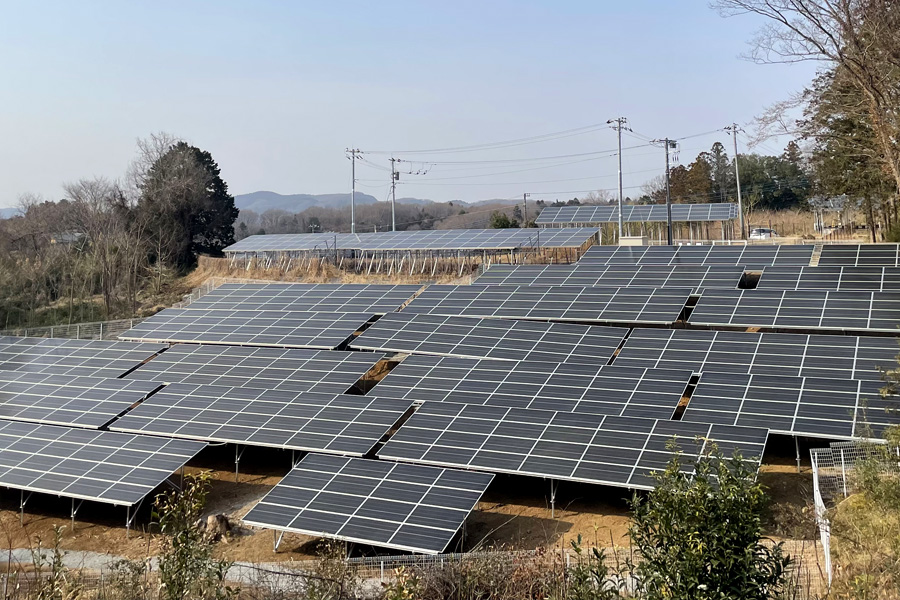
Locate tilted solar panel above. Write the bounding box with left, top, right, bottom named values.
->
left=243, top=454, right=493, bottom=554
left=402, top=285, right=691, bottom=325
left=126, top=345, right=384, bottom=393
left=0, top=371, right=161, bottom=429
left=577, top=245, right=813, bottom=268
left=688, top=289, right=900, bottom=332
left=370, top=355, right=693, bottom=419
left=685, top=372, right=895, bottom=439
left=535, top=203, right=739, bottom=225
left=119, top=309, right=373, bottom=349
left=818, top=244, right=900, bottom=267
left=757, top=266, right=900, bottom=292
left=613, top=328, right=899, bottom=381
left=110, top=384, right=412, bottom=455
left=183, top=283, right=422, bottom=314
left=0, top=337, right=163, bottom=379
left=378, top=403, right=768, bottom=490
left=475, top=264, right=744, bottom=292
left=350, top=313, right=628, bottom=366
left=0, top=419, right=205, bottom=506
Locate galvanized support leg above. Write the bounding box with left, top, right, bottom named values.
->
left=20, top=490, right=33, bottom=525
left=273, top=530, right=286, bottom=552
left=235, top=444, right=246, bottom=482
left=550, top=480, right=558, bottom=519
left=795, top=437, right=802, bottom=473
left=71, top=498, right=84, bottom=532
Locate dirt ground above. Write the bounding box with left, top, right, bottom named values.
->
left=0, top=437, right=818, bottom=564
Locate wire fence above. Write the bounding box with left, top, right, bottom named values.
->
left=0, top=318, right=143, bottom=341
left=810, top=440, right=900, bottom=585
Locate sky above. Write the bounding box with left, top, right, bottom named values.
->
left=0, top=0, right=821, bottom=210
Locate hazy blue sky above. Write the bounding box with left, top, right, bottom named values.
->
left=0, top=1, right=819, bottom=209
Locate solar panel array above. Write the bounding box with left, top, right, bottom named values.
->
left=0, top=371, right=161, bottom=429
left=184, top=283, right=422, bottom=314
left=378, top=404, right=768, bottom=489
left=535, top=203, right=739, bottom=225
left=688, top=289, right=900, bottom=332
left=126, top=345, right=384, bottom=393
left=578, top=244, right=814, bottom=268
left=685, top=373, right=894, bottom=439
left=372, top=355, right=692, bottom=419
left=224, top=228, right=598, bottom=254
left=243, top=454, right=494, bottom=554
left=111, top=384, right=411, bottom=455
left=119, top=309, right=372, bottom=349
left=403, top=285, right=691, bottom=325
left=757, top=266, right=900, bottom=292
left=818, top=244, right=900, bottom=267
left=0, top=419, right=206, bottom=505
left=0, top=337, right=162, bottom=379
left=350, top=313, right=628, bottom=365
left=614, top=328, right=899, bottom=381
left=475, top=264, right=744, bottom=292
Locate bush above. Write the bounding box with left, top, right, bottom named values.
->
left=628, top=442, right=791, bottom=600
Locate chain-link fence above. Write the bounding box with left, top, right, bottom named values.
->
left=0, top=318, right=143, bottom=341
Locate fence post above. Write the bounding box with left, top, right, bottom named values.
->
left=50, top=326, right=53, bottom=338
left=76, top=324, right=80, bottom=339
left=840, top=449, right=848, bottom=497
left=99, top=322, right=104, bottom=340
left=380, top=561, right=384, bottom=582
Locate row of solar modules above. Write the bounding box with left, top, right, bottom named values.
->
left=223, top=228, right=597, bottom=254
left=0, top=335, right=770, bottom=553
left=535, top=203, right=740, bottom=224
left=478, top=264, right=900, bottom=292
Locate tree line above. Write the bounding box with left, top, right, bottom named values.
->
left=0, top=133, right=238, bottom=329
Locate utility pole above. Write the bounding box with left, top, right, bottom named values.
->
left=652, top=138, right=678, bottom=245
left=725, top=124, right=746, bottom=239
left=523, top=193, right=530, bottom=226
left=607, top=117, right=631, bottom=239
left=390, top=158, right=398, bottom=232
left=345, top=149, right=361, bottom=234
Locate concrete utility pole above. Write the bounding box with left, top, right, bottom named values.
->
left=390, top=158, right=398, bottom=231
left=523, top=193, right=530, bottom=225
left=607, top=117, right=631, bottom=239
left=725, top=124, right=746, bottom=239
left=345, top=148, right=361, bottom=234
left=651, top=138, right=678, bottom=245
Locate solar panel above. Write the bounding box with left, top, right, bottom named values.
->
left=183, top=283, right=422, bottom=314
left=535, top=203, right=739, bottom=225
left=126, top=345, right=384, bottom=393
left=0, top=337, right=163, bottom=379
left=224, top=228, right=598, bottom=254
left=0, top=419, right=205, bottom=505
left=402, top=285, right=691, bottom=325
left=757, top=266, right=900, bottom=292
left=370, top=355, right=693, bottom=419
left=110, top=385, right=412, bottom=455
left=614, top=328, right=900, bottom=381
left=378, top=403, right=768, bottom=490
left=475, top=264, right=744, bottom=292
left=243, top=454, right=494, bottom=554
left=0, top=371, right=161, bottom=429
left=118, top=309, right=372, bottom=349
left=350, top=313, right=628, bottom=365
left=578, top=245, right=813, bottom=268
left=818, top=244, right=900, bottom=267
left=688, top=289, right=900, bottom=332
left=685, top=372, right=895, bottom=439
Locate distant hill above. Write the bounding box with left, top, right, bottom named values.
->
left=234, top=191, right=494, bottom=214
left=0, top=208, right=19, bottom=219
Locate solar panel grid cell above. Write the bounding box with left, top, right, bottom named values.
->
left=689, top=289, right=900, bottom=332
left=818, top=244, right=900, bottom=267
left=350, top=313, right=628, bottom=365
left=183, top=283, right=422, bottom=314
left=119, top=309, right=372, bottom=349
left=578, top=245, right=813, bottom=268
left=0, top=371, right=161, bottom=429
left=613, top=328, right=898, bottom=380
left=475, top=264, right=744, bottom=292
left=534, top=204, right=739, bottom=224
left=371, top=355, right=692, bottom=419
left=402, top=285, right=691, bottom=325
left=243, top=454, right=494, bottom=554
left=758, top=266, right=900, bottom=292
left=126, top=345, right=384, bottom=393
left=377, top=403, right=768, bottom=490
left=0, top=337, right=163, bottom=379
left=0, top=419, right=205, bottom=505
left=110, top=384, right=411, bottom=455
